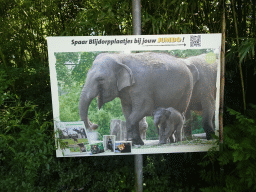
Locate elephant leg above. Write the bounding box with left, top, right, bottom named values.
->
left=121, top=108, right=145, bottom=145
left=175, top=122, right=183, bottom=142
left=127, top=120, right=142, bottom=145
left=183, top=109, right=192, bottom=140
left=139, top=117, right=148, bottom=140
left=126, top=102, right=153, bottom=145
left=202, top=100, right=215, bottom=140
left=168, top=130, right=176, bottom=143
left=140, top=129, right=146, bottom=140
left=177, top=88, right=193, bottom=116
left=166, top=121, right=176, bottom=143
left=125, top=108, right=144, bottom=145
left=177, top=89, right=193, bottom=140
left=159, top=121, right=174, bottom=144
left=159, top=124, right=167, bottom=144
left=167, top=130, right=176, bottom=143
left=120, top=102, right=132, bottom=141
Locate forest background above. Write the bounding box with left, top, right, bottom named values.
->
left=1, top=0, right=256, bottom=191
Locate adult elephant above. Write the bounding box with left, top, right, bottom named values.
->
left=79, top=52, right=199, bottom=145
left=183, top=54, right=218, bottom=140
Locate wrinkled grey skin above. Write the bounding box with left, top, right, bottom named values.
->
left=139, top=117, right=148, bottom=140
left=110, top=117, right=148, bottom=141
left=153, top=107, right=184, bottom=144
left=79, top=52, right=199, bottom=145
left=183, top=54, right=217, bottom=140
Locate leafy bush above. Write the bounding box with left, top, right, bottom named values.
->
left=59, top=83, right=82, bottom=122
left=192, top=127, right=205, bottom=134
left=0, top=98, right=56, bottom=191
left=146, top=116, right=158, bottom=140
left=143, top=154, right=204, bottom=192
left=0, top=92, right=136, bottom=191
left=199, top=106, right=256, bottom=191
left=189, top=111, right=203, bottom=132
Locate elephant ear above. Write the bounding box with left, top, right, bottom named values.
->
left=116, top=62, right=135, bottom=91
left=186, top=64, right=200, bottom=86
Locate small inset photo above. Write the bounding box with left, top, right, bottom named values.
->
left=90, top=142, right=104, bottom=154
left=77, top=143, right=87, bottom=153
left=103, top=135, right=116, bottom=152
left=115, top=141, right=132, bottom=153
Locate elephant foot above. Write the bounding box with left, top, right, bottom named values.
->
left=127, top=129, right=144, bottom=145
left=131, top=137, right=144, bottom=145
left=206, top=131, right=215, bottom=140
left=159, top=138, right=167, bottom=144
left=158, top=141, right=166, bottom=145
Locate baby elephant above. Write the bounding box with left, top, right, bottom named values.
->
left=153, top=107, right=184, bottom=144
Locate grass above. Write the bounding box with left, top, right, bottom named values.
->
left=70, top=147, right=80, bottom=152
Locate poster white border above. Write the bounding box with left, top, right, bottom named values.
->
left=47, top=34, right=221, bottom=157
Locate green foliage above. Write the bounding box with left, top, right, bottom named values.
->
left=200, top=106, right=256, bottom=191
left=0, top=96, right=55, bottom=191
left=237, top=38, right=256, bottom=64
left=96, top=110, right=112, bottom=139
left=88, top=98, right=125, bottom=140
left=141, top=0, right=222, bottom=35
left=59, top=83, right=81, bottom=122
left=192, top=127, right=205, bottom=134
left=0, top=92, right=135, bottom=191
left=72, top=52, right=99, bottom=84
left=143, top=154, right=203, bottom=191
left=146, top=116, right=159, bottom=140
left=185, top=111, right=204, bottom=135
left=190, top=111, right=204, bottom=134
left=55, top=52, right=98, bottom=87
left=74, top=0, right=133, bottom=35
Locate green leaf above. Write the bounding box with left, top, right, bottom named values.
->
left=238, top=38, right=256, bottom=64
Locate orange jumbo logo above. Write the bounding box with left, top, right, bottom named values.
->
left=158, top=37, right=184, bottom=43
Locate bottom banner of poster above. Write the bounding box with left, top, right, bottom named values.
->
left=55, top=121, right=218, bottom=157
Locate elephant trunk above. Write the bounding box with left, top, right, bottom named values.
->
left=79, top=85, right=98, bottom=130
left=97, top=84, right=104, bottom=110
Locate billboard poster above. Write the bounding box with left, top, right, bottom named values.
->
left=47, top=34, right=221, bottom=157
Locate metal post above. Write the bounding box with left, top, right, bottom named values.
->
left=132, top=0, right=141, bottom=35
left=134, top=154, right=143, bottom=192
left=220, top=0, right=226, bottom=185
left=220, top=0, right=225, bottom=153
left=132, top=0, right=143, bottom=191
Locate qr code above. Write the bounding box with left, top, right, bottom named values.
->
left=190, top=35, right=201, bottom=47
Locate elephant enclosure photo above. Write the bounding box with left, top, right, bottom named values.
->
left=79, top=52, right=218, bottom=145
left=48, top=34, right=221, bottom=157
